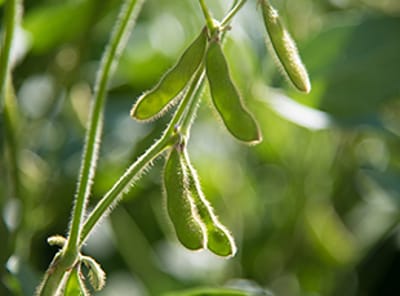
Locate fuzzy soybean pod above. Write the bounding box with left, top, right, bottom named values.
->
left=183, top=150, right=236, bottom=257
left=206, top=40, right=262, bottom=144
left=131, top=28, right=208, bottom=121
left=163, top=146, right=206, bottom=250
left=261, top=0, right=311, bottom=93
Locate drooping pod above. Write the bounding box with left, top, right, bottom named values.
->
left=131, top=28, right=208, bottom=121
left=205, top=39, right=262, bottom=144
left=261, top=0, right=311, bottom=93
left=182, top=150, right=236, bottom=257
left=163, top=146, right=206, bottom=250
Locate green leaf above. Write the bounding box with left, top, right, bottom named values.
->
left=163, top=146, right=206, bottom=250
left=163, top=287, right=250, bottom=296
left=131, top=28, right=208, bottom=121
left=293, top=16, right=400, bottom=122
left=318, top=17, right=400, bottom=119
left=81, top=256, right=106, bottom=291
left=305, top=201, right=357, bottom=265
left=23, top=0, right=93, bottom=53
left=206, top=40, right=261, bottom=144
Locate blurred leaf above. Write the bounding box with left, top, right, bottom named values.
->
left=0, top=217, right=11, bottom=268
left=255, top=85, right=333, bottom=130
left=23, top=0, right=93, bottom=53
left=163, top=287, right=251, bottom=296
left=8, top=260, right=39, bottom=296
left=305, top=201, right=358, bottom=265
left=299, top=16, right=400, bottom=120
left=361, top=168, right=400, bottom=207
left=110, top=207, right=177, bottom=295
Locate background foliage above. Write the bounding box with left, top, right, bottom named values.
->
left=1, top=0, right=400, bottom=295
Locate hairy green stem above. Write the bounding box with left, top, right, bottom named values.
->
left=79, top=71, right=202, bottom=244
left=198, top=0, right=216, bottom=32
left=66, top=0, right=145, bottom=257
left=37, top=0, right=146, bottom=295
left=221, top=0, right=248, bottom=28
left=3, top=81, right=20, bottom=201
left=79, top=135, right=172, bottom=245
left=35, top=253, right=71, bottom=296
left=180, top=72, right=206, bottom=138
left=0, top=0, right=18, bottom=107
left=79, top=0, right=249, bottom=249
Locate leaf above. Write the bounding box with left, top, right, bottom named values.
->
left=81, top=255, right=106, bottom=291
left=305, top=201, right=357, bottom=265
left=206, top=40, right=262, bottom=144
left=23, top=0, right=93, bottom=53
left=293, top=16, right=400, bottom=121
left=163, top=287, right=250, bottom=296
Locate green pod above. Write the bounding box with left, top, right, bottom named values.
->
left=261, top=0, right=311, bottom=93
left=206, top=40, right=262, bottom=144
left=183, top=150, right=236, bottom=257
left=163, top=147, right=205, bottom=250
left=131, top=28, right=208, bottom=121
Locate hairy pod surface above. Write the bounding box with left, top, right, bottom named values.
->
left=183, top=150, right=236, bottom=257
left=206, top=40, right=262, bottom=144
left=163, top=147, right=205, bottom=250
left=131, top=28, right=208, bottom=121
left=261, top=0, right=311, bottom=93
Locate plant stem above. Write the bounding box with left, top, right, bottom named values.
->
left=79, top=69, right=204, bottom=244
left=0, top=0, right=17, bottom=107
left=79, top=135, right=171, bottom=245
left=79, top=0, right=250, bottom=245
left=3, top=81, right=21, bottom=201
left=220, top=0, right=248, bottom=28
left=37, top=1, right=145, bottom=295
left=198, top=0, right=217, bottom=32
left=65, top=0, right=145, bottom=258
left=180, top=72, right=206, bottom=138
left=35, top=253, right=71, bottom=296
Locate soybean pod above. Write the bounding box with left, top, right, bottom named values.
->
left=261, top=0, right=311, bottom=93
left=163, top=146, right=205, bottom=250
left=182, top=150, right=236, bottom=257
left=131, top=28, right=208, bottom=121
left=206, top=40, right=262, bottom=144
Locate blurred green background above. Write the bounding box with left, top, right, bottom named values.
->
left=1, top=0, right=400, bottom=295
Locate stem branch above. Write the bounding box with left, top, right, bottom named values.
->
left=221, top=0, right=248, bottom=28
left=79, top=68, right=205, bottom=244
left=198, top=0, right=216, bottom=32
left=66, top=0, right=145, bottom=256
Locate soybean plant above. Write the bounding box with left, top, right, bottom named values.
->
left=0, top=0, right=313, bottom=294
